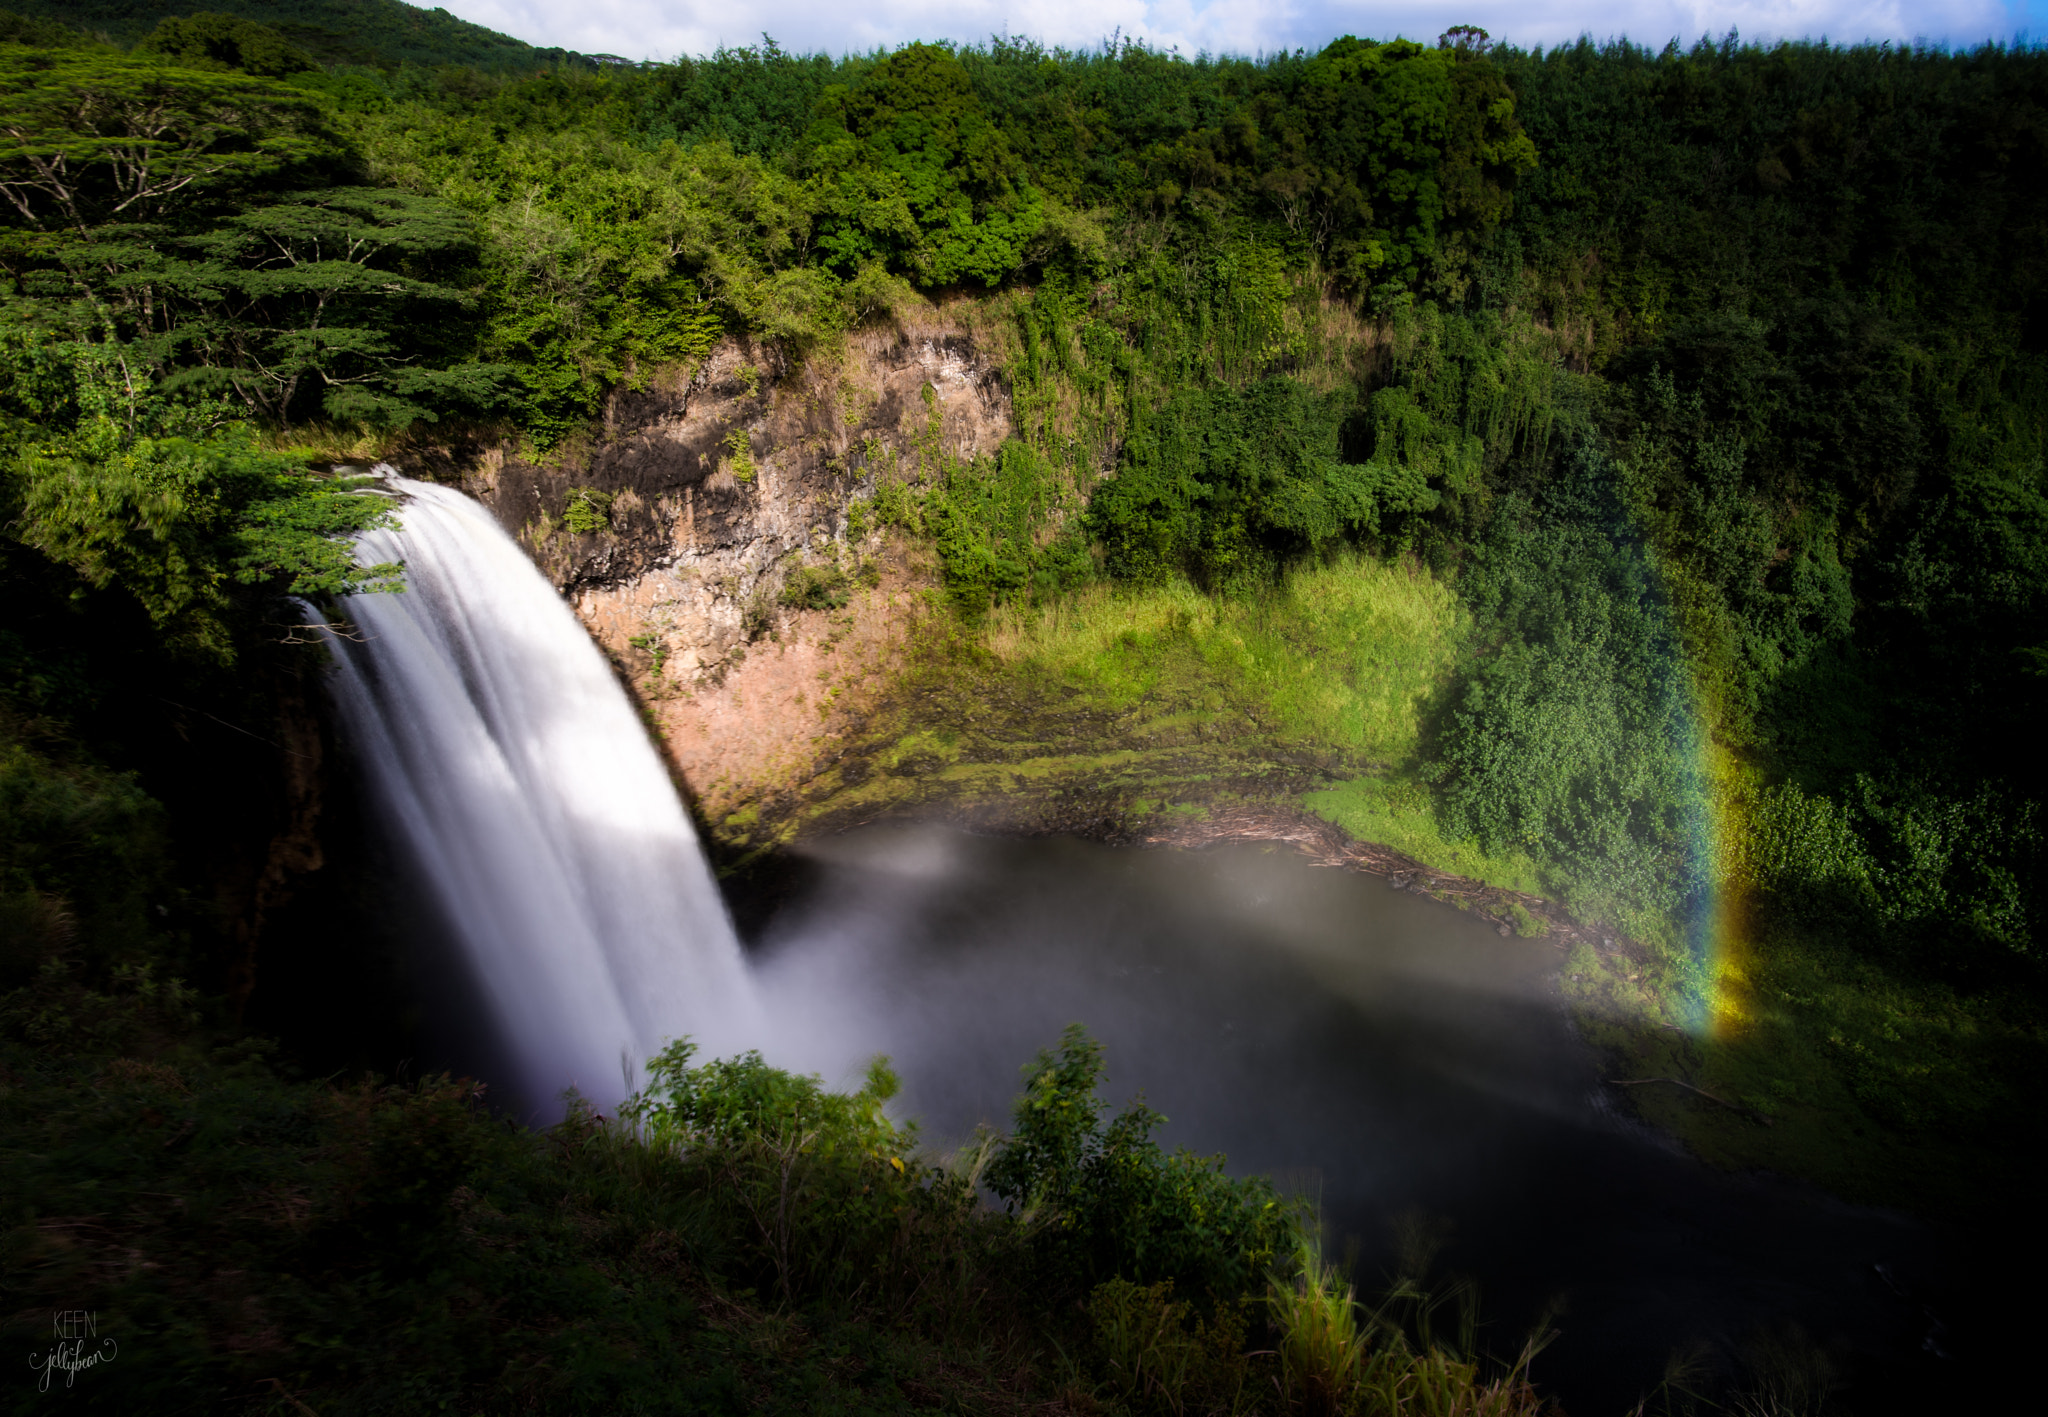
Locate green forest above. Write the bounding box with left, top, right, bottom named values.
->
left=1, top=3, right=2043, bottom=1412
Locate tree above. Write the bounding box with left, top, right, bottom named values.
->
left=171, top=185, right=505, bottom=427
left=1274, top=36, right=1535, bottom=291
left=135, top=13, right=315, bottom=79
left=1090, top=378, right=1440, bottom=590
left=0, top=10, right=94, bottom=50
left=7, top=413, right=398, bottom=663
left=983, top=1025, right=1294, bottom=1298
left=0, top=50, right=333, bottom=234
left=806, top=43, right=1044, bottom=286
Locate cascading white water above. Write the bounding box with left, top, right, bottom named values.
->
left=318, top=471, right=757, bottom=1116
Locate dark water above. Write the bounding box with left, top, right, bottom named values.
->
left=753, top=826, right=1961, bottom=1415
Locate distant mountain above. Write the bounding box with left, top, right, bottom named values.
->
left=4, top=1, right=570, bottom=70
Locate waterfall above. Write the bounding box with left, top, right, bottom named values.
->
left=318, top=471, right=756, bottom=1117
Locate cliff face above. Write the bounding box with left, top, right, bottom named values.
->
left=450, top=319, right=1015, bottom=829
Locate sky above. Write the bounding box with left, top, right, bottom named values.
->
left=431, top=0, right=2048, bottom=63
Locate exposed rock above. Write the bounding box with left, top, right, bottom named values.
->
left=443, top=317, right=1016, bottom=823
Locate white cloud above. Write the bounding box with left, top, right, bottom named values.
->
left=433, top=0, right=2032, bottom=63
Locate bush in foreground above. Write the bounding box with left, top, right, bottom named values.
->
left=2, top=998, right=1572, bottom=1414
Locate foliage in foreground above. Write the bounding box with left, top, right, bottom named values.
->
left=1, top=997, right=1564, bottom=1415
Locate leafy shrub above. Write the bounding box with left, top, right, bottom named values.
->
left=316, top=1074, right=490, bottom=1272
left=621, top=1028, right=1297, bottom=1312
left=623, top=1037, right=910, bottom=1159
left=1433, top=468, right=1709, bottom=938
left=779, top=562, right=849, bottom=611
left=1090, top=377, right=1436, bottom=593
left=740, top=583, right=776, bottom=639
left=619, top=1038, right=942, bottom=1301
left=1850, top=775, right=2042, bottom=961
left=1738, top=780, right=1873, bottom=896
left=0, top=731, right=167, bottom=991
left=983, top=1024, right=1298, bottom=1300
left=0, top=957, right=200, bottom=1053
left=561, top=485, right=614, bottom=533
left=928, top=439, right=1094, bottom=613
left=1730, top=772, right=2043, bottom=963
left=722, top=426, right=756, bottom=482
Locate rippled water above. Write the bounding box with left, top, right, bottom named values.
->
left=754, top=825, right=1953, bottom=1413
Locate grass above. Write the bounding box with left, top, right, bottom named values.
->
left=984, top=552, right=1468, bottom=762
left=256, top=423, right=394, bottom=464
left=1300, top=775, right=1544, bottom=896
left=1263, top=1237, right=1549, bottom=1417
left=1567, top=922, right=2048, bottom=1222
left=716, top=550, right=1474, bottom=859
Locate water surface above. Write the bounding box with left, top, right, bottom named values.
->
left=755, top=826, right=1951, bottom=1413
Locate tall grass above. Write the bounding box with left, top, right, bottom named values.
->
left=1265, top=1238, right=1552, bottom=1417
left=1269, top=1240, right=1376, bottom=1415
left=985, top=552, right=1467, bottom=763
left=1088, top=1278, right=1257, bottom=1416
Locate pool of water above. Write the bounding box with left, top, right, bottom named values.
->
left=751, top=826, right=1957, bottom=1414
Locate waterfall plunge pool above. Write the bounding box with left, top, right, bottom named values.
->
left=751, top=824, right=1954, bottom=1415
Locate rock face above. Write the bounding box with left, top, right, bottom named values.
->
left=449, top=319, right=1016, bottom=828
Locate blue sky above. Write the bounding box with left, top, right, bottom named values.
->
left=433, top=0, right=2047, bottom=64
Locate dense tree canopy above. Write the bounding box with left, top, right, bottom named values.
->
left=136, top=10, right=315, bottom=76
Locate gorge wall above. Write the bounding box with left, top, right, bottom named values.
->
left=434, top=316, right=1016, bottom=835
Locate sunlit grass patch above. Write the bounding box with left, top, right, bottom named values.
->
left=258, top=423, right=391, bottom=464
left=985, top=552, right=1468, bottom=762
left=1303, top=774, right=1544, bottom=896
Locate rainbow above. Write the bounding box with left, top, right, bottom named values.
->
left=1644, top=553, right=1759, bottom=1039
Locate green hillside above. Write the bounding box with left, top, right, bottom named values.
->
left=3, top=0, right=568, bottom=68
